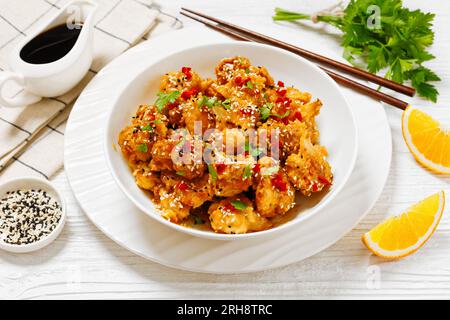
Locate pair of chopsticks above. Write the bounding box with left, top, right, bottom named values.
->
left=180, top=8, right=412, bottom=110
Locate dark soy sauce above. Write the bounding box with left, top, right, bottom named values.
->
left=20, top=24, right=83, bottom=64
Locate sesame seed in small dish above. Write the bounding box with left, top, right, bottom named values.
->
left=0, top=177, right=66, bottom=253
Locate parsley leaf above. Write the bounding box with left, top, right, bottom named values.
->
left=244, top=81, right=254, bottom=90
left=199, top=96, right=218, bottom=108
left=243, top=165, right=252, bottom=180
left=141, top=124, right=153, bottom=132
left=221, top=99, right=231, bottom=110
left=137, top=143, right=148, bottom=153
left=271, top=111, right=290, bottom=119
left=193, top=215, right=205, bottom=225
left=155, top=91, right=180, bottom=113
left=208, top=164, right=218, bottom=181
left=230, top=200, right=248, bottom=211
left=260, top=103, right=273, bottom=121
left=273, top=1, right=440, bottom=101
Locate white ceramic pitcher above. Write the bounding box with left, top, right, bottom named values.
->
left=0, top=0, right=98, bottom=108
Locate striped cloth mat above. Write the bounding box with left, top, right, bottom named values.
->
left=0, top=0, right=182, bottom=180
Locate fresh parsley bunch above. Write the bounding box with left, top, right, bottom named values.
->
left=273, top=0, right=440, bottom=102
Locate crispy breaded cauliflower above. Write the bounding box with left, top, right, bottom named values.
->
left=208, top=196, right=271, bottom=234
left=149, top=132, right=205, bottom=180
left=160, top=172, right=213, bottom=209
left=133, top=163, right=161, bottom=191
left=209, top=155, right=255, bottom=197
left=254, top=157, right=295, bottom=218
left=285, top=138, right=333, bottom=196
left=118, top=59, right=333, bottom=234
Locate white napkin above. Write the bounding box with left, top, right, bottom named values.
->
left=0, top=0, right=182, bottom=180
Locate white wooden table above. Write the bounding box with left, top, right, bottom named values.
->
left=1, top=0, right=449, bottom=299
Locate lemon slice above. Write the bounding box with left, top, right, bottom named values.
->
left=402, top=106, right=450, bottom=174
left=362, top=191, right=445, bottom=259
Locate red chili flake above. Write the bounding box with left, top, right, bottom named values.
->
left=294, top=111, right=303, bottom=121
left=312, top=183, right=319, bottom=192
left=271, top=173, right=287, bottom=192
left=276, top=88, right=287, bottom=96
left=216, top=163, right=226, bottom=174
left=234, top=76, right=243, bottom=86
left=275, top=97, right=291, bottom=108
left=318, top=175, right=331, bottom=185
left=181, top=66, right=192, bottom=80
left=252, top=163, right=261, bottom=174
left=181, top=88, right=197, bottom=100
left=273, top=115, right=289, bottom=125
left=277, top=80, right=285, bottom=87
left=223, top=203, right=237, bottom=212
left=178, top=181, right=189, bottom=191
left=240, top=108, right=253, bottom=116
left=167, top=102, right=178, bottom=110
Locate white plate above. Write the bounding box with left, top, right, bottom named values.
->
left=64, top=27, right=392, bottom=273
left=104, top=41, right=357, bottom=240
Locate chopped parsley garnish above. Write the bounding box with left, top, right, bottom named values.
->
left=176, top=170, right=185, bottom=176
left=244, top=81, right=254, bottom=89
left=243, top=165, right=252, bottom=180
left=141, top=124, right=153, bottom=132
left=198, top=96, right=218, bottom=108
left=245, top=68, right=250, bottom=74
left=208, top=164, right=218, bottom=181
left=245, top=141, right=263, bottom=158
left=221, top=99, right=231, bottom=110
left=260, top=103, right=273, bottom=120
left=251, top=147, right=263, bottom=157
left=271, top=110, right=290, bottom=119
left=153, top=119, right=162, bottom=124
left=230, top=200, right=247, bottom=211
left=155, top=91, right=180, bottom=113
left=193, top=215, right=205, bottom=225
left=137, top=143, right=148, bottom=153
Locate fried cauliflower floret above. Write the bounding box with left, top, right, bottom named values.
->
left=182, top=95, right=215, bottom=134
left=255, top=157, right=295, bottom=218
left=285, top=139, right=333, bottom=196
left=161, top=173, right=213, bottom=208
left=160, top=68, right=202, bottom=93
left=156, top=190, right=190, bottom=223
left=133, top=164, right=161, bottom=191
left=209, top=155, right=255, bottom=197
left=118, top=104, right=169, bottom=164
left=149, top=132, right=205, bottom=180
left=215, top=56, right=274, bottom=86
left=215, top=56, right=251, bottom=84
left=208, top=196, right=271, bottom=234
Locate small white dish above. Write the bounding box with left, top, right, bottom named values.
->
left=104, top=41, right=358, bottom=241
left=0, top=177, right=66, bottom=253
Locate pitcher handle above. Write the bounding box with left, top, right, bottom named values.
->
left=0, top=72, right=42, bottom=108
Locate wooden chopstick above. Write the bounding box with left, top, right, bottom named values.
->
left=181, top=7, right=415, bottom=98
left=180, top=10, right=409, bottom=110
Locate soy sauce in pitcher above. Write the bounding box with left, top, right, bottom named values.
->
left=20, top=24, right=83, bottom=64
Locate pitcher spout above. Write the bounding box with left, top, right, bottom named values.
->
left=63, top=0, right=98, bottom=31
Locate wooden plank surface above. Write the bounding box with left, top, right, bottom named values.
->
left=1, top=0, right=449, bottom=299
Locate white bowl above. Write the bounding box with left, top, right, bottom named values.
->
left=104, top=42, right=358, bottom=240
left=0, top=177, right=66, bottom=253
